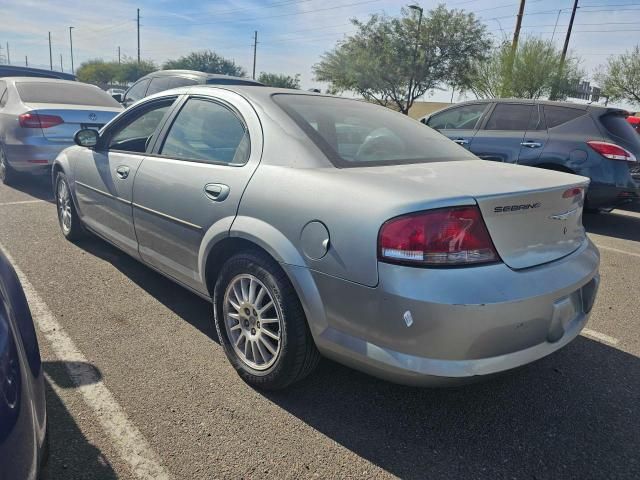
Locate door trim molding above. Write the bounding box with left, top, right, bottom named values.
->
left=75, top=181, right=131, bottom=205
left=132, top=202, right=203, bottom=231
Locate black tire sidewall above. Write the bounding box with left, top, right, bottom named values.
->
left=213, top=252, right=306, bottom=389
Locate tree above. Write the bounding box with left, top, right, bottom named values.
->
left=163, top=50, right=246, bottom=77
left=116, top=57, right=156, bottom=83
left=465, top=38, right=583, bottom=100
left=313, top=6, right=490, bottom=114
left=76, top=58, right=156, bottom=86
left=257, top=72, right=301, bottom=89
left=596, top=46, right=640, bottom=107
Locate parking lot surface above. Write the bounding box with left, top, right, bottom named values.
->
left=1, top=176, right=638, bottom=480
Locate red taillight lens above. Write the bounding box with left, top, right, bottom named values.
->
left=378, top=206, right=499, bottom=266
left=587, top=141, right=637, bottom=162
left=562, top=187, right=584, bottom=199
left=18, top=112, right=64, bottom=129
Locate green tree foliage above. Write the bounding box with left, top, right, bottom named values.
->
left=313, top=5, right=490, bottom=114
left=163, top=50, right=246, bottom=77
left=257, top=72, right=301, bottom=89
left=596, top=46, right=640, bottom=107
left=465, top=38, right=583, bottom=99
left=76, top=58, right=156, bottom=86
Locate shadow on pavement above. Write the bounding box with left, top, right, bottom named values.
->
left=8, top=175, right=55, bottom=203
left=266, top=337, right=640, bottom=480
left=42, top=360, right=117, bottom=480
left=74, top=237, right=218, bottom=343
left=584, top=210, right=640, bottom=242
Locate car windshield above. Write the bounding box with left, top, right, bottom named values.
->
left=16, top=82, right=121, bottom=107
left=272, top=94, right=475, bottom=167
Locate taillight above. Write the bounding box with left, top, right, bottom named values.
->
left=587, top=141, right=637, bottom=162
left=18, top=112, right=64, bottom=129
left=562, top=187, right=584, bottom=199
left=378, top=206, right=499, bottom=266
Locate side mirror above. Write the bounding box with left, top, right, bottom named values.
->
left=111, top=93, right=123, bottom=103
left=74, top=129, right=100, bottom=148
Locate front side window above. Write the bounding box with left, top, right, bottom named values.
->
left=427, top=104, right=488, bottom=130
left=484, top=104, right=535, bottom=131
left=145, top=77, right=174, bottom=96
left=108, top=100, right=173, bottom=153
left=124, top=79, right=150, bottom=104
left=273, top=94, right=476, bottom=167
left=160, top=98, right=250, bottom=165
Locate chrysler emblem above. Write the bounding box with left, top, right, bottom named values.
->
left=549, top=207, right=579, bottom=221
left=89, top=112, right=97, bottom=121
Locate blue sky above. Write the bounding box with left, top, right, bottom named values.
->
left=1, top=0, right=638, bottom=107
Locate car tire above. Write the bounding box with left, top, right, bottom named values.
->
left=0, top=144, right=19, bottom=185
left=213, top=250, right=320, bottom=390
left=55, top=172, right=85, bottom=241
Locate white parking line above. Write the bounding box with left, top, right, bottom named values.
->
left=0, top=242, right=171, bottom=480
left=0, top=199, right=47, bottom=206
left=582, top=328, right=620, bottom=346
left=596, top=244, right=640, bottom=259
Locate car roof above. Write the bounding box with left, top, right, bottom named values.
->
left=139, top=69, right=262, bottom=84
left=0, top=65, right=76, bottom=81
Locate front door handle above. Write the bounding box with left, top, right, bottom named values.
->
left=453, top=138, right=469, bottom=145
left=521, top=141, right=542, bottom=148
left=115, top=165, right=130, bottom=179
left=204, top=183, right=230, bottom=202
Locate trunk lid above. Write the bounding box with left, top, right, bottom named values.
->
left=23, top=103, right=121, bottom=142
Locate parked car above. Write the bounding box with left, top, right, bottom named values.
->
left=421, top=99, right=640, bottom=210
left=116, top=70, right=264, bottom=107
left=106, top=87, right=126, bottom=99
left=0, top=65, right=76, bottom=81
left=0, top=249, right=47, bottom=479
left=53, top=87, right=599, bottom=389
left=0, top=77, right=123, bottom=185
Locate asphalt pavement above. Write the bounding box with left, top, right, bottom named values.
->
left=1, top=176, right=638, bottom=480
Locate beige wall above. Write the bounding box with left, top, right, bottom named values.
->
left=407, top=101, right=451, bottom=120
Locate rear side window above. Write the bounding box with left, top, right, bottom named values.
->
left=544, top=106, right=585, bottom=128
left=600, top=113, right=640, bottom=146
left=484, top=104, right=534, bottom=131
left=15, top=82, right=121, bottom=107
left=160, top=98, right=250, bottom=165
left=427, top=104, right=488, bottom=130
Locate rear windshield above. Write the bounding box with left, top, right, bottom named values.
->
left=272, top=94, right=475, bottom=167
left=600, top=112, right=640, bottom=149
left=16, top=82, right=121, bottom=107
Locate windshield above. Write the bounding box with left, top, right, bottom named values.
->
left=16, top=82, right=121, bottom=107
left=272, top=94, right=475, bottom=167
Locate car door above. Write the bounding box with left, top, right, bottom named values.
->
left=518, top=104, right=549, bottom=166
left=132, top=91, right=262, bottom=294
left=424, top=103, right=489, bottom=149
left=73, top=96, right=178, bottom=257
left=470, top=102, right=536, bottom=163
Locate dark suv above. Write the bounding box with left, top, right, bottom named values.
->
left=117, top=70, right=264, bottom=108
left=422, top=99, right=640, bottom=209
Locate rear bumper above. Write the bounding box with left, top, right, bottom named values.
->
left=587, top=182, right=640, bottom=208
left=286, top=239, right=600, bottom=386
left=4, top=142, right=71, bottom=173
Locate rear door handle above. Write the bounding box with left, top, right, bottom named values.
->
left=115, top=165, right=130, bottom=179
left=453, top=138, right=469, bottom=145
left=204, top=183, right=230, bottom=202
left=521, top=141, right=542, bottom=148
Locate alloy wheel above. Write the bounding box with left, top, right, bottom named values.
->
left=57, top=179, right=73, bottom=234
left=223, top=274, right=282, bottom=371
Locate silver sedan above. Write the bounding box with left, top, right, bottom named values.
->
left=52, top=86, right=600, bottom=389
left=0, top=77, right=122, bottom=184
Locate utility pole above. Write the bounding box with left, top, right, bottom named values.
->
left=504, top=0, right=526, bottom=96
left=551, top=0, right=579, bottom=99
left=5, top=42, right=9, bottom=64
left=118, top=46, right=121, bottom=64
left=551, top=9, right=562, bottom=43
left=25, top=55, right=28, bottom=67
left=48, top=32, right=53, bottom=70
left=60, top=54, right=64, bottom=72
left=69, top=26, right=74, bottom=74
left=252, top=31, right=258, bottom=79
left=137, top=8, right=141, bottom=64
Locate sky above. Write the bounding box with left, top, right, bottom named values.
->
left=0, top=0, right=638, bottom=109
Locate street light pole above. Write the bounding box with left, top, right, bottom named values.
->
left=69, top=26, right=74, bottom=75
left=407, top=5, right=423, bottom=115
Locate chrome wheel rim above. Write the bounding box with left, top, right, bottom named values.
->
left=223, top=274, right=282, bottom=371
left=0, top=148, right=6, bottom=180
left=57, top=179, right=72, bottom=234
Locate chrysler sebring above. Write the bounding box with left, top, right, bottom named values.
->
left=52, top=86, right=600, bottom=389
